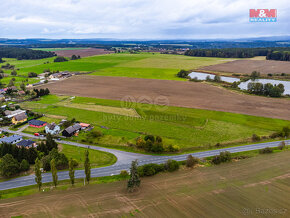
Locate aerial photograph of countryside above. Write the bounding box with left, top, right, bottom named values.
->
left=0, top=0, right=289, bottom=217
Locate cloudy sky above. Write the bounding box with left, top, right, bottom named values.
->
left=0, top=0, right=289, bottom=39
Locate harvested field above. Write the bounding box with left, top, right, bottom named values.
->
left=41, top=75, right=290, bottom=120
left=1, top=151, right=290, bottom=217
left=200, top=59, right=290, bottom=75
left=56, top=101, right=140, bottom=117
left=53, top=48, right=113, bottom=57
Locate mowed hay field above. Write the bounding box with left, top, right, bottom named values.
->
left=1, top=151, right=290, bottom=217
left=20, top=95, right=290, bottom=151
left=40, top=75, right=290, bottom=121
left=200, top=59, right=290, bottom=75
left=2, top=53, right=235, bottom=80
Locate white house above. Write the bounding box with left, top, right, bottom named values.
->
left=45, top=123, right=61, bottom=135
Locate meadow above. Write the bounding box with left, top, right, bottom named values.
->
left=1, top=150, right=289, bottom=216
left=2, top=53, right=235, bottom=80
left=20, top=95, right=290, bottom=152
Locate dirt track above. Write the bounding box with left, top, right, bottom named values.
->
left=200, top=59, right=290, bottom=75
left=54, top=48, right=113, bottom=57
left=41, top=75, right=290, bottom=120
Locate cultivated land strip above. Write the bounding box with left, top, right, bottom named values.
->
left=40, top=75, right=290, bottom=120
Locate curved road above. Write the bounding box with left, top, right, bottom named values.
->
left=0, top=128, right=289, bottom=191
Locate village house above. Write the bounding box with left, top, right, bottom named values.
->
left=62, top=124, right=82, bottom=137
left=0, top=135, right=23, bottom=144
left=28, top=119, right=47, bottom=128
left=16, top=139, right=36, bottom=148
left=12, top=113, right=28, bottom=125
left=4, top=109, right=26, bottom=119
left=45, top=122, right=61, bottom=135
left=49, top=71, right=72, bottom=80
left=79, top=123, right=91, bottom=130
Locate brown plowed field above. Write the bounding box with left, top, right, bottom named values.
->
left=200, top=59, right=290, bottom=75
left=54, top=48, right=113, bottom=57
left=40, top=75, right=290, bottom=120
left=1, top=151, right=290, bottom=217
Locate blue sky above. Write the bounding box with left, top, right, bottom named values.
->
left=0, top=0, right=289, bottom=39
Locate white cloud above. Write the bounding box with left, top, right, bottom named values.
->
left=0, top=0, right=289, bottom=39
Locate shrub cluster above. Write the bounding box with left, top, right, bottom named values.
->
left=259, top=147, right=273, bottom=154
left=135, top=135, right=180, bottom=153
left=33, top=88, right=50, bottom=97
left=138, top=159, right=179, bottom=177
left=54, top=56, right=68, bottom=62
left=211, top=151, right=232, bottom=165
left=177, top=69, right=190, bottom=78
left=41, top=148, right=69, bottom=171
left=247, top=82, right=284, bottom=97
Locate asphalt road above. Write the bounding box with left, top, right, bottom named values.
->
left=0, top=128, right=289, bottom=191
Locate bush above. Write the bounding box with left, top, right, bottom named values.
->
left=28, top=72, right=37, bottom=77
left=150, top=143, right=164, bottom=153
left=138, top=163, right=165, bottom=177
left=252, top=134, right=261, bottom=142
left=20, top=159, right=30, bottom=171
left=166, top=144, right=180, bottom=152
left=88, top=130, right=103, bottom=138
left=186, top=155, right=199, bottom=168
left=211, top=151, right=232, bottom=165
left=54, top=56, right=68, bottom=62
left=120, top=170, right=129, bottom=177
left=177, top=69, right=190, bottom=78
left=278, top=141, right=286, bottom=150
left=144, top=135, right=155, bottom=143
left=259, top=147, right=273, bottom=154
left=165, top=159, right=179, bottom=172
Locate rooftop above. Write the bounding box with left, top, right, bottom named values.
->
left=0, top=135, right=23, bottom=144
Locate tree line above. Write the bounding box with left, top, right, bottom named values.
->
left=247, top=82, right=285, bottom=97
left=266, top=50, right=290, bottom=61
left=184, top=47, right=290, bottom=59
left=0, top=47, right=56, bottom=60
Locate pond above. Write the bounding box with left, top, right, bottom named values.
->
left=189, top=72, right=290, bottom=95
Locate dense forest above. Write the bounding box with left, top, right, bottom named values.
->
left=266, top=51, right=290, bottom=61
left=184, top=48, right=271, bottom=58
left=0, top=47, right=56, bottom=60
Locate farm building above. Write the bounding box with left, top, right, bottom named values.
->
left=0, top=135, right=23, bottom=144
left=80, top=123, right=91, bottom=129
left=62, top=124, right=82, bottom=137
left=16, top=140, right=36, bottom=148
left=12, top=113, right=28, bottom=125
left=45, top=123, right=60, bottom=135
left=4, top=109, right=26, bottom=118
left=28, top=119, right=47, bottom=128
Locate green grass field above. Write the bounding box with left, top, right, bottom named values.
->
left=20, top=95, right=290, bottom=152
left=2, top=53, right=235, bottom=80
left=60, top=144, right=117, bottom=169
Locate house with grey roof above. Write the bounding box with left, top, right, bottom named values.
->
left=45, top=123, right=61, bottom=135
left=62, top=124, right=82, bottom=137
left=17, top=140, right=36, bottom=148
left=0, top=135, right=23, bottom=144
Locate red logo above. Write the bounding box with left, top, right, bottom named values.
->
left=249, top=9, right=277, bottom=22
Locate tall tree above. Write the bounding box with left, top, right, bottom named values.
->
left=51, top=158, right=58, bottom=187
left=127, top=160, right=141, bottom=192
left=34, top=158, right=42, bottom=191
left=69, top=158, right=75, bottom=186
left=84, top=149, right=91, bottom=184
